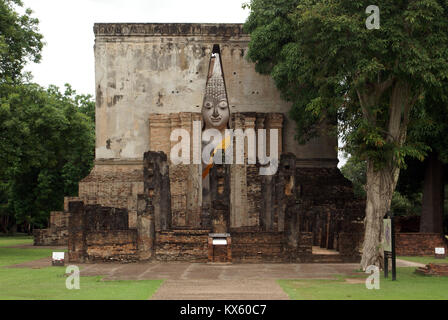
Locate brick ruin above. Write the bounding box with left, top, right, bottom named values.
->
left=416, top=263, right=448, bottom=276
left=35, top=23, right=368, bottom=263
left=64, top=150, right=364, bottom=263
left=34, top=211, right=70, bottom=246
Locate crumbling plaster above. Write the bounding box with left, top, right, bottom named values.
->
left=94, top=23, right=337, bottom=166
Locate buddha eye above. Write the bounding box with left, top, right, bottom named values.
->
left=204, top=101, right=213, bottom=109
left=218, top=101, right=228, bottom=109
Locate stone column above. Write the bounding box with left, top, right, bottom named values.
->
left=143, top=151, right=171, bottom=231
left=244, top=113, right=258, bottom=227
left=319, top=207, right=328, bottom=248
left=149, top=114, right=171, bottom=157
left=265, top=113, right=284, bottom=155
left=182, top=112, right=202, bottom=228
left=68, top=201, right=87, bottom=263
left=230, top=113, right=248, bottom=228
left=327, top=210, right=336, bottom=250
left=169, top=113, right=186, bottom=227
left=137, top=194, right=155, bottom=260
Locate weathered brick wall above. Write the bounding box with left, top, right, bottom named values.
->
left=86, top=230, right=138, bottom=262
left=50, top=211, right=70, bottom=229
left=155, top=229, right=209, bottom=262
left=297, top=232, right=313, bottom=259
left=85, top=205, right=128, bottom=231
left=396, top=233, right=447, bottom=256
left=231, top=231, right=284, bottom=262
left=33, top=211, right=70, bottom=246
left=259, top=154, right=365, bottom=261
left=338, top=231, right=363, bottom=257
left=68, top=201, right=139, bottom=263
left=33, top=228, right=68, bottom=246
left=78, top=162, right=144, bottom=229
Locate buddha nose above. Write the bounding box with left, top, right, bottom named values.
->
left=212, top=106, right=219, bottom=118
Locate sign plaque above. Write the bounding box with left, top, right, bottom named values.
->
left=383, top=218, right=392, bottom=252
left=52, top=252, right=65, bottom=266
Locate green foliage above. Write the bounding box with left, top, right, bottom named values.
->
left=0, top=83, right=95, bottom=230
left=0, top=1, right=94, bottom=233
left=407, top=91, right=448, bottom=164
left=244, top=0, right=448, bottom=169
left=391, top=191, right=421, bottom=216
left=0, top=0, right=43, bottom=83
left=340, top=156, right=366, bottom=199
left=341, top=156, right=422, bottom=215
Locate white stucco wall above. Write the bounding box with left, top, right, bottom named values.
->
left=94, top=23, right=338, bottom=166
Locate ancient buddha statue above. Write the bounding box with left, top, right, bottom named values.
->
left=201, top=53, right=231, bottom=178
left=201, top=52, right=231, bottom=231
left=202, top=53, right=230, bottom=132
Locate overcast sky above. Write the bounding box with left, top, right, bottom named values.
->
left=23, top=0, right=250, bottom=96
left=22, top=0, right=347, bottom=166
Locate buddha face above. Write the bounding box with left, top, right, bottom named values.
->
left=202, top=97, right=230, bottom=131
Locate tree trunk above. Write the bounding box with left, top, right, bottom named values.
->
left=360, top=160, right=399, bottom=270
left=0, top=216, right=6, bottom=234
left=420, top=151, right=444, bottom=233
left=358, top=80, right=415, bottom=270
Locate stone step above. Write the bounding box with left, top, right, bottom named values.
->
left=311, top=254, right=348, bottom=263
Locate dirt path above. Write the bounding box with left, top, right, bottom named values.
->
left=151, top=279, right=289, bottom=300
left=6, top=255, right=426, bottom=300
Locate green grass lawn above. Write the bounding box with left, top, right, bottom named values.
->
left=0, top=235, right=33, bottom=247
left=278, top=267, right=448, bottom=300
left=398, top=256, right=448, bottom=265
left=0, top=247, right=56, bottom=267
left=0, top=267, right=163, bottom=300
left=0, top=236, right=56, bottom=267
left=2, top=236, right=447, bottom=300
left=0, top=236, right=163, bottom=300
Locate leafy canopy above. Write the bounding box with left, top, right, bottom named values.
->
left=244, top=0, right=448, bottom=168
left=0, top=83, right=95, bottom=229
left=0, top=0, right=43, bottom=83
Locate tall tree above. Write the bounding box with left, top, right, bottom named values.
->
left=244, top=0, right=448, bottom=269
left=0, top=1, right=94, bottom=233
left=0, top=83, right=95, bottom=233
left=0, top=0, right=43, bottom=83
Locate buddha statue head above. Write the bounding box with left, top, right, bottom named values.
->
left=202, top=53, right=230, bottom=131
